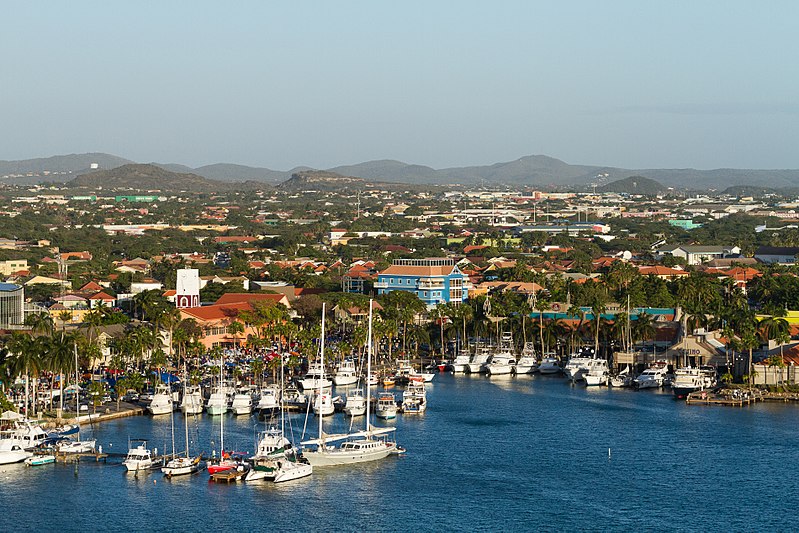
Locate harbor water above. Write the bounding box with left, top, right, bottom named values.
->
left=2, top=373, right=798, bottom=532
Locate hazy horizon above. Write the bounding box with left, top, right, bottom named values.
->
left=3, top=1, right=797, bottom=172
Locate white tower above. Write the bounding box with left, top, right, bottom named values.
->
left=176, top=268, right=200, bottom=308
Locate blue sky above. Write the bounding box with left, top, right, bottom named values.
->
left=2, top=1, right=797, bottom=170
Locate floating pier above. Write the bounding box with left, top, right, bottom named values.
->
left=210, top=470, right=246, bottom=483
left=55, top=451, right=110, bottom=463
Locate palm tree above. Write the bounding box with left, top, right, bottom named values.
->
left=6, top=332, right=43, bottom=417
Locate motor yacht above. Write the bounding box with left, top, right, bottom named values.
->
left=634, top=362, right=669, bottom=390
left=538, top=354, right=562, bottom=375
left=256, top=386, right=280, bottom=417
left=401, top=382, right=427, bottom=414
left=466, top=346, right=491, bottom=374
left=451, top=350, right=472, bottom=373
left=298, top=364, right=332, bottom=391
left=672, top=366, right=717, bottom=399
left=514, top=342, right=538, bottom=375
left=375, top=393, right=398, bottom=419
left=344, top=388, right=367, bottom=416
left=332, top=359, right=359, bottom=386
left=123, top=440, right=156, bottom=472
left=147, top=384, right=173, bottom=416
left=180, top=385, right=204, bottom=415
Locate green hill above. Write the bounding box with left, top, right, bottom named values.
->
left=597, top=175, right=666, bottom=195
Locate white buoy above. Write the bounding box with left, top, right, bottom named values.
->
left=608, top=448, right=611, bottom=460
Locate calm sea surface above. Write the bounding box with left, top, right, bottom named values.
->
left=2, top=374, right=798, bottom=532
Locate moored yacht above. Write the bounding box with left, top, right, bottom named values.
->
left=245, top=428, right=292, bottom=482
left=401, top=381, right=427, bottom=413
left=344, top=388, right=367, bottom=416
left=0, top=430, right=33, bottom=465
left=375, top=393, right=398, bottom=419
left=564, top=347, right=599, bottom=380
left=256, top=386, right=280, bottom=417
left=206, top=387, right=229, bottom=416
left=312, top=392, right=335, bottom=416
left=538, top=354, right=562, bottom=374
left=451, top=350, right=471, bottom=373
left=466, top=346, right=491, bottom=374
left=180, top=385, right=204, bottom=415
left=583, top=359, right=610, bottom=386
left=299, top=364, right=332, bottom=391
left=514, top=342, right=538, bottom=375
left=231, top=391, right=253, bottom=415
left=332, top=359, right=358, bottom=386
left=148, top=384, right=173, bottom=415
left=634, top=362, right=669, bottom=390
left=123, top=439, right=156, bottom=472
left=672, top=366, right=717, bottom=399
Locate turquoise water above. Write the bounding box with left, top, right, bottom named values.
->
left=1, top=374, right=798, bottom=532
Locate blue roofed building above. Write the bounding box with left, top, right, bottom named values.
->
left=374, top=258, right=469, bottom=308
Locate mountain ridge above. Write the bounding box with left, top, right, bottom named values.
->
left=4, top=152, right=799, bottom=190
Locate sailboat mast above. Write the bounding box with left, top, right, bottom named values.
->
left=366, top=299, right=373, bottom=432
left=74, top=342, right=80, bottom=441
left=280, top=351, right=285, bottom=438
left=220, top=351, right=224, bottom=454
left=319, top=303, right=326, bottom=443
left=184, top=364, right=190, bottom=458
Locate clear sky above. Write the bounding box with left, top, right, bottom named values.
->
left=2, top=1, right=798, bottom=170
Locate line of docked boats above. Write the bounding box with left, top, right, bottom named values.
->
left=448, top=334, right=719, bottom=398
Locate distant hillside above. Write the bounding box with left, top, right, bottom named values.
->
left=4, top=152, right=799, bottom=190
left=719, top=185, right=782, bottom=197
left=598, top=175, right=666, bottom=195
left=68, top=164, right=262, bottom=192
left=0, top=153, right=133, bottom=185
left=277, top=170, right=368, bottom=191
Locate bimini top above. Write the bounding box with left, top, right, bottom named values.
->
left=0, top=283, right=21, bottom=292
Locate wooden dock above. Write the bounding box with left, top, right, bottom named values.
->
left=55, top=451, right=109, bottom=463
left=210, top=470, right=246, bottom=483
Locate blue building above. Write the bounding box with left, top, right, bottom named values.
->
left=375, top=258, right=469, bottom=308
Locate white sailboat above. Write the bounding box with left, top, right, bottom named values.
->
left=247, top=345, right=312, bottom=482
left=56, top=344, right=96, bottom=454
left=163, top=368, right=202, bottom=477
left=302, top=300, right=403, bottom=466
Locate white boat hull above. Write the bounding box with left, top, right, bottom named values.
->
left=25, top=454, right=55, bottom=466
left=486, top=364, right=513, bottom=376
left=162, top=457, right=200, bottom=477
left=635, top=379, right=661, bottom=389
left=181, top=403, right=203, bottom=415
left=57, top=440, right=96, bottom=454
left=375, top=407, right=397, bottom=419
left=584, top=374, right=608, bottom=386
left=273, top=460, right=313, bottom=482
left=206, top=404, right=228, bottom=416
left=332, top=375, right=358, bottom=386
left=148, top=403, right=173, bottom=415
left=124, top=459, right=153, bottom=472
left=466, top=363, right=486, bottom=374
left=0, top=450, right=32, bottom=464
left=303, top=443, right=396, bottom=466
left=344, top=403, right=366, bottom=416
left=232, top=406, right=252, bottom=415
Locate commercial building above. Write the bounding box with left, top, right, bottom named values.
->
left=375, top=258, right=469, bottom=308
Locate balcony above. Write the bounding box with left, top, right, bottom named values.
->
left=417, top=278, right=444, bottom=289
left=373, top=281, right=389, bottom=289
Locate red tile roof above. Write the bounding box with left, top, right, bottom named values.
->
left=215, top=293, right=289, bottom=306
